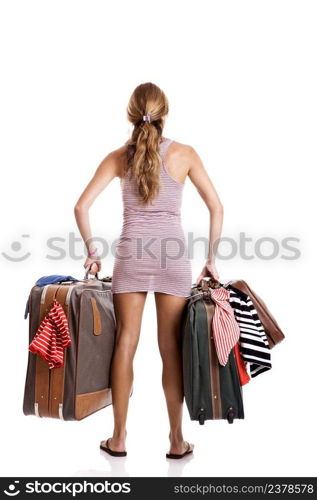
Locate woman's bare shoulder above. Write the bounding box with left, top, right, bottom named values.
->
left=170, top=139, right=194, bottom=151
left=168, top=140, right=198, bottom=170
left=169, top=140, right=197, bottom=160
left=164, top=140, right=197, bottom=183
left=99, top=144, right=128, bottom=178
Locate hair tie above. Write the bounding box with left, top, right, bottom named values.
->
left=143, top=114, right=151, bottom=123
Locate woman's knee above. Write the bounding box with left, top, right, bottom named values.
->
left=115, top=327, right=140, bottom=354
left=158, top=335, right=181, bottom=361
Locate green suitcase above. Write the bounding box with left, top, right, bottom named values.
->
left=181, top=282, right=245, bottom=425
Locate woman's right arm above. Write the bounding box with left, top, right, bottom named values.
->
left=187, top=145, right=224, bottom=283
left=74, top=148, right=123, bottom=274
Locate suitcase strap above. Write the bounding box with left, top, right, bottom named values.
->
left=35, top=285, right=59, bottom=417
left=49, top=285, right=70, bottom=418
left=35, top=285, right=70, bottom=418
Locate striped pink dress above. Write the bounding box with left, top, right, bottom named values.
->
left=111, top=137, right=192, bottom=297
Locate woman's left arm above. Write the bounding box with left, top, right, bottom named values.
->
left=74, top=149, right=121, bottom=274
left=186, top=145, right=224, bottom=283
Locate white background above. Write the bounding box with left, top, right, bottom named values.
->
left=0, top=0, right=316, bottom=478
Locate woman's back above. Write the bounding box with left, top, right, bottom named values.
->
left=112, top=137, right=192, bottom=296
left=119, top=138, right=187, bottom=236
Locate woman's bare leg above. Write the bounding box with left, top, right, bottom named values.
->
left=101, top=291, right=147, bottom=452
left=154, top=292, right=194, bottom=455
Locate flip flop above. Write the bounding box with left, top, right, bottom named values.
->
left=166, top=441, right=194, bottom=459
left=100, top=438, right=127, bottom=457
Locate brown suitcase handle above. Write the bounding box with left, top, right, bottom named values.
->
left=195, top=276, right=222, bottom=289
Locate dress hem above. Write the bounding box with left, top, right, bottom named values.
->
left=111, top=288, right=190, bottom=298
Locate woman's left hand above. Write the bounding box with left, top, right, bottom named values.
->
left=195, top=260, right=219, bottom=285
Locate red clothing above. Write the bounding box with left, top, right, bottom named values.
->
left=209, top=288, right=241, bottom=366
left=233, top=343, right=251, bottom=385
left=29, top=299, right=71, bottom=369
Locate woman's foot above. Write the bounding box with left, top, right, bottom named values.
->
left=168, top=431, right=194, bottom=456
left=166, top=440, right=194, bottom=459
left=167, top=440, right=194, bottom=455
left=100, top=429, right=127, bottom=453
left=100, top=437, right=127, bottom=457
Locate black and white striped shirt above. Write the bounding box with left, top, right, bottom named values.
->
left=226, top=285, right=272, bottom=378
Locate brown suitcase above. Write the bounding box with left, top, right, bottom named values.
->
left=225, top=279, right=285, bottom=349
left=23, top=273, right=118, bottom=420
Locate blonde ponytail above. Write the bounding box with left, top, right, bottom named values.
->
left=124, top=82, right=169, bottom=205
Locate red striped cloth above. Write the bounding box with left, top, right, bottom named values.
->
left=29, top=298, right=71, bottom=369
left=209, top=288, right=240, bottom=366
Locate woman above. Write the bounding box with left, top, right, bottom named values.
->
left=74, top=82, right=224, bottom=459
